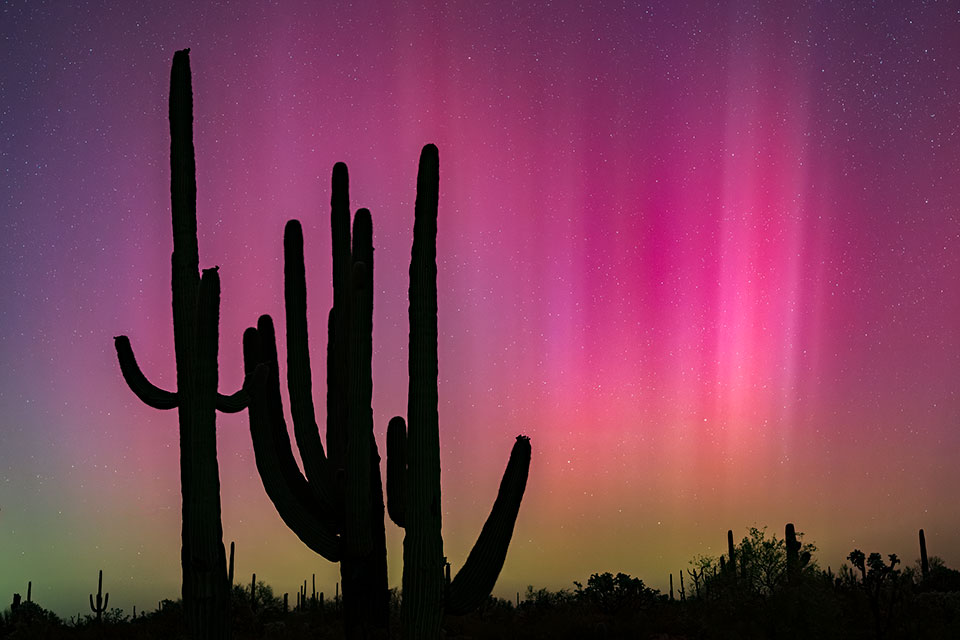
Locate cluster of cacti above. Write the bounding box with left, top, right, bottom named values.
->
left=89, top=570, right=109, bottom=623
left=241, top=172, right=387, bottom=635
left=242, top=144, right=530, bottom=638
left=113, top=49, right=241, bottom=640
left=112, top=50, right=528, bottom=640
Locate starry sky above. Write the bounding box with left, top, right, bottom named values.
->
left=2, top=0, right=959, bottom=618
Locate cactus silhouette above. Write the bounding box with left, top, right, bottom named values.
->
left=784, top=522, right=810, bottom=584
left=389, top=145, right=531, bottom=636
left=727, top=530, right=736, bottom=576
left=113, top=49, right=242, bottom=640
left=241, top=167, right=388, bottom=635
left=89, top=570, right=109, bottom=623
left=242, top=145, right=530, bottom=638
left=919, top=528, right=929, bottom=581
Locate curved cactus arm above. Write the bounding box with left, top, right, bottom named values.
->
left=386, top=416, right=407, bottom=527
left=115, top=334, right=247, bottom=413
left=89, top=593, right=95, bottom=612
left=283, top=220, right=333, bottom=496
left=103, top=593, right=109, bottom=611
left=243, top=316, right=341, bottom=561
left=215, top=388, right=248, bottom=413
left=114, top=336, right=178, bottom=409
left=447, top=435, right=531, bottom=616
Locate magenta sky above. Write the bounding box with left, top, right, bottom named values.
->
left=2, top=0, right=958, bottom=617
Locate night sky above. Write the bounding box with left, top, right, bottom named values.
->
left=2, top=0, right=959, bottom=618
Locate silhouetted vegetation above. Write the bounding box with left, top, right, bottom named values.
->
left=242, top=143, right=532, bottom=640
left=5, top=524, right=959, bottom=638
left=112, top=48, right=244, bottom=640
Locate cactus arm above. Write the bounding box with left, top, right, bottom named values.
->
left=386, top=416, right=407, bottom=527
left=89, top=594, right=95, bottom=612
left=215, top=388, right=248, bottom=413
left=104, top=593, right=109, bottom=611
left=115, top=335, right=246, bottom=412
left=447, top=435, right=531, bottom=615
left=327, top=162, right=351, bottom=471
left=283, top=220, right=333, bottom=496
left=114, top=336, right=178, bottom=409
left=243, top=317, right=341, bottom=561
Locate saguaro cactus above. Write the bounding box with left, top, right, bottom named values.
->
left=785, top=522, right=810, bottom=585
left=242, top=145, right=530, bottom=638
left=89, top=570, right=109, bottom=623
left=389, top=145, right=531, bottom=637
left=113, top=50, right=242, bottom=640
left=727, top=530, right=736, bottom=579
left=919, top=528, right=929, bottom=581
left=241, top=166, right=388, bottom=636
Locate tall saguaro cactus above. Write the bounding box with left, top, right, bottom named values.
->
left=389, top=145, right=531, bottom=637
left=114, top=49, right=243, bottom=640
left=241, top=166, right=388, bottom=637
left=242, top=145, right=530, bottom=638
left=89, top=570, right=109, bottom=623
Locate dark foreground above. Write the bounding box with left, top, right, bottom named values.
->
left=4, top=572, right=960, bottom=640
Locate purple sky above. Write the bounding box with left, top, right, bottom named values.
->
left=1, top=0, right=958, bottom=617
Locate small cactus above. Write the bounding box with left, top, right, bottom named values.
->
left=89, top=570, right=109, bottom=623
left=727, top=530, right=736, bottom=579
left=785, top=523, right=810, bottom=585
left=919, top=528, right=929, bottom=581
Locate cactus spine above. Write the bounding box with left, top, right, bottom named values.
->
left=113, top=50, right=241, bottom=640
left=391, top=145, right=531, bottom=637
left=89, top=570, right=109, bottom=622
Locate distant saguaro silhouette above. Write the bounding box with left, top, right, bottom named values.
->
left=113, top=49, right=242, bottom=640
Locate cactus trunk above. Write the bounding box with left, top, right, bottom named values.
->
left=402, top=144, right=446, bottom=637
left=114, top=50, right=240, bottom=640
left=394, top=145, right=531, bottom=637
